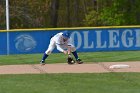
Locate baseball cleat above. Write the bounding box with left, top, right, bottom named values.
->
left=76, top=58, right=83, bottom=64
left=40, top=60, right=46, bottom=65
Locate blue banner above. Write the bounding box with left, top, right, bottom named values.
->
left=0, top=27, right=140, bottom=55
left=0, top=32, right=7, bottom=54
left=71, top=28, right=140, bottom=52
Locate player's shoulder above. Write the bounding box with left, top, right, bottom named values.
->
left=55, top=32, right=62, bottom=35
left=53, top=32, right=63, bottom=38
left=58, top=32, right=63, bottom=35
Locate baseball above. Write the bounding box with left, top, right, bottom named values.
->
left=71, top=60, right=75, bottom=63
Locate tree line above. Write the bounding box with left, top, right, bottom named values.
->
left=0, top=0, right=140, bottom=29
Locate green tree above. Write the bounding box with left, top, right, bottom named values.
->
left=0, top=0, right=6, bottom=29
left=1, top=0, right=140, bottom=29
left=84, top=0, right=140, bottom=26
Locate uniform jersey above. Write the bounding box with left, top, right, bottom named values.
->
left=45, top=32, right=75, bottom=54
left=52, top=32, right=72, bottom=46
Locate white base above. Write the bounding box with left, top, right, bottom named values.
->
left=109, top=64, right=130, bottom=69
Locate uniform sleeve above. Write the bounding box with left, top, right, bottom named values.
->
left=56, top=44, right=64, bottom=52
left=55, top=33, right=64, bottom=52
left=55, top=35, right=61, bottom=44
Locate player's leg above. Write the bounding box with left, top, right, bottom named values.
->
left=68, top=45, right=83, bottom=64
left=40, top=40, right=55, bottom=65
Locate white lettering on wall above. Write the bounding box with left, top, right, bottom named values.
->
left=122, top=29, right=134, bottom=48
left=71, top=31, right=82, bottom=49
left=71, top=29, right=140, bottom=50
left=135, top=29, right=140, bottom=47
left=108, top=30, right=120, bottom=48
left=83, top=31, right=94, bottom=48
left=96, top=31, right=107, bottom=48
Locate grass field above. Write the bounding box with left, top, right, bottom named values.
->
left=0, top=51, right=140, bottom=65
left=0, top=73, right=140, bottom=93
left=0, top=51, right=140, bottom=93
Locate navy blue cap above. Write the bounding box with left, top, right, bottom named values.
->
left=62, top=31, right=71, bottom=38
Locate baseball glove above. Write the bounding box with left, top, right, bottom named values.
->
left=67, top=56, right=75, bottom=64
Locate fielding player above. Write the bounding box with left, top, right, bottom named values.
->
left=40, top=31, right=83, bottom=65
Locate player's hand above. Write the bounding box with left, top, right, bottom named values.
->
left=63, top=50, right=67, bottom=54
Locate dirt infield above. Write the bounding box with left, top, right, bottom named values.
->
left=0, top=62, right=140, bottom=74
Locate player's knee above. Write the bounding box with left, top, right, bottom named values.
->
left=70, top=46, right=76, bottom=52
left=45, top=50, right=52, bottom=55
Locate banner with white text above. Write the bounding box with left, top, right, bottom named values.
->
left=0, top=27, right=140, bottom=55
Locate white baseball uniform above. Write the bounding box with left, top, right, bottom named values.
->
left=45, top=32, right=76, bottom=55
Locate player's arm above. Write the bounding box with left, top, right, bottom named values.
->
left=56, top=44, right=67, bottom=54
left=55, top=34, right=67, bottom=54
left=67, top=45, right=71, bottom=55
left=67, top=38, right=73, bottom=56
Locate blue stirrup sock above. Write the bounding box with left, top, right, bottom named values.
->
left=72, top=51, right=79, bottom=60
left=42, top=53, right=49, bottom=61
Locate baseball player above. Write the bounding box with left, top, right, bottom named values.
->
left=40, top=31, right=83, bottom=65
